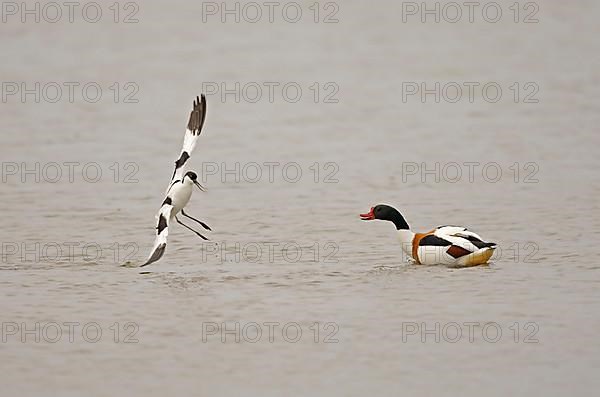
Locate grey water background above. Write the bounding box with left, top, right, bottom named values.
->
left=1, top=1, right=599, bottom=396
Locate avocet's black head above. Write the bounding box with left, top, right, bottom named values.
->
left=360, top=204, right=410, bottom=230
left=185, top=171, right=205, bottom=191
left=185, top=171, right=198, bottom=181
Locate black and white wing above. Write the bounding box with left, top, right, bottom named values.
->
left=141, top=202, right=173, bottom=267
left=434, top=226, right=485, bottom=243
left=434, top=226, right=496, bottom=257
left=167, top=94, right=207, bottom=193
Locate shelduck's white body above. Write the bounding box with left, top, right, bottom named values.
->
left=361, top=205, right=496, bottom=267
left=397, top=226, right=496, bottom=267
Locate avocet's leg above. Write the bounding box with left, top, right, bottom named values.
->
left=175, top=216, right=209, bottom=240
left=181, top=209, right=212, bottom=231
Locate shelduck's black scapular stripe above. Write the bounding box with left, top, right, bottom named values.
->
left=419, top=235, right=452, bottom=247
left=418, top=234, right=473, bottom=259
left=456, top=234, right=496, bottom=249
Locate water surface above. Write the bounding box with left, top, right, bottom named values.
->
left=1, top=1, right=599, bottom=396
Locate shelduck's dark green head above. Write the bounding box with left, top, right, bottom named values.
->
left=360, top=204, right=410, bottom=230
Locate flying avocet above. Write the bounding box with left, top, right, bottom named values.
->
left=142, top=95, right=211, bottom=267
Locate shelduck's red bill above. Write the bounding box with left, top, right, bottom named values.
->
left=360, top=207, right=375, bottom=220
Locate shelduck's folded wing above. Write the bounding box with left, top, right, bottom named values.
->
left=434, top=226, right=496, bottom=258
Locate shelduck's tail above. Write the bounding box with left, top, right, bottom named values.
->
left=455, top=246, right=496, bottom=267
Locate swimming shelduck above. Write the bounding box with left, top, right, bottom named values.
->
left=360, top=204, right=497, bottom=267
